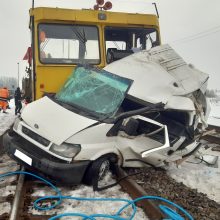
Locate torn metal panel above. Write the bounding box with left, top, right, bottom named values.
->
left=149, top=45, right=209, bottom=94
left=104, top=44, right=209, bottom=109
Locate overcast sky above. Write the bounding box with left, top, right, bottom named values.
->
left=0, top=0, right=220, bottom=89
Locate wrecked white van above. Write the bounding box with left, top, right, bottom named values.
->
left=3, top=45, right=210, bottom=186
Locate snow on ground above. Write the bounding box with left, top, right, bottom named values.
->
left=208, top=99, right=220, bottom=126
left=0, top=100, right=18, bottom=216
left=30, top=175, right=147, bottom=219
left=167, top=156, right=220, bottom=203
left=0, top=202, right=11, bottom=215
left=0, top=99, right=16, bottom=135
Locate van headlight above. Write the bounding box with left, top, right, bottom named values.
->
left=50, top=143, right=81, bottom=158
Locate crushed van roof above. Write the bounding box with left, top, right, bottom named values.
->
left=104, top=44, right=209, bottom=108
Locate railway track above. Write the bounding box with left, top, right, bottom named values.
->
left=201, top=124, right=220, bottom=145
left=0, top=155, right=20, bottom=220
left=0, top=164, right=165, bottom=220
left=0, top=123, right=219, bottom=220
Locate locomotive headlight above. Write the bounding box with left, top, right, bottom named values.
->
left=50, top=143, right=81, bottom=158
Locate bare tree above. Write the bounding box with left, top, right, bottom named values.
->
left=0, top=76, right=17, bottom=90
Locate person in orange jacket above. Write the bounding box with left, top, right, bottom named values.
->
left=0, top=87, right=10, bottom=113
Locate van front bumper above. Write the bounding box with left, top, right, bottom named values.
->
left=3, top=132, right=90, bottom=184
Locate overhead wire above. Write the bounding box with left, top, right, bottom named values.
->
left=171, top=25, right=220, bottom=44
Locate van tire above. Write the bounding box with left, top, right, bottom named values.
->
left=83, top=154, right=118, bottom=188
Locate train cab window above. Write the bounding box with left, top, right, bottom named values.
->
left=105, top=27, right=159, bottom=63
left=38, top=24, right=100, bottom=65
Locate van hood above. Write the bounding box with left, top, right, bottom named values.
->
left=21, top=96, right=97, bottom=145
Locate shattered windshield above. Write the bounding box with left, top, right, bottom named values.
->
left=55, top=66, right=133, bottom=120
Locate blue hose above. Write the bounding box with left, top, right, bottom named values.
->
left=159, top=205, right=184, bottom=220
left=0, top=171, right=62, bottom=210
left=0, top=171, right=193, bottom=220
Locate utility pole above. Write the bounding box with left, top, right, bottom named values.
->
left=17, top=62, right=20, bottom=87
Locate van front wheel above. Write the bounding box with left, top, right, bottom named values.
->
left=83, top=154, right=118, bottom=190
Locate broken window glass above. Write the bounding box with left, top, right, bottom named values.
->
left=55, top=66, right=133, bottom=120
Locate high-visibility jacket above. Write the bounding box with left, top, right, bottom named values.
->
left=0, top=88, right=9, bottom=99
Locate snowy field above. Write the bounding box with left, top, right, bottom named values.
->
left=0, top=99, right=16, bottom=136
left=167, top=156, right=220, bottom=203
left=208, top=99, right=220, bottom=126
left=0, top=99, right=219, bottom=218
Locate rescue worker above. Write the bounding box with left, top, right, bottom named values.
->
left=14, top=87, right=22, bottom=115
left=0, top=87, right=9, bottom=113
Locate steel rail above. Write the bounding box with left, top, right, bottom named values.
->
left=201, top=124, right=220, bottom=144
left=207, top=124, right=220, bottom=133
left=201, top=135, right=220, bottom=144
left=8, top=168, right=165, bottom=220
left=116, top=167, right=165, bottom=220
left=9, top=167, right=25, bottom=220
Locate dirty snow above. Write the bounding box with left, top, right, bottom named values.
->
left=0, top=185, right=16, bottom=196
left=0, top=202, right=11, bottom=215
left=30, top=175, right=147, bottom=219
left=0, top=99, right=219, bottom=218
left=208, top=99, right=220, bottom=126
left=0, top=99, right=16, bottom=136
left=167, top=156, right=220, bottom=203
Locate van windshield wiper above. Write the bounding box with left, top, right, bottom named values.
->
left=105, top=102, right=165, bottom=123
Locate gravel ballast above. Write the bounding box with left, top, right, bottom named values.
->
left=127, top=167, right=220, bottom=220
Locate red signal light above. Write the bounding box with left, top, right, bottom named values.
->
left=103, top=1, right=112, bottom=10
left=96, top=0, right=104, bottom=5
left=93, top=0, right=112, bottom=11
left=93, top=4, right=99, bottom=10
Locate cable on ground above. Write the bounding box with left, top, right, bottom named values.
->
left=0, top=171, right=194, bottom=220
